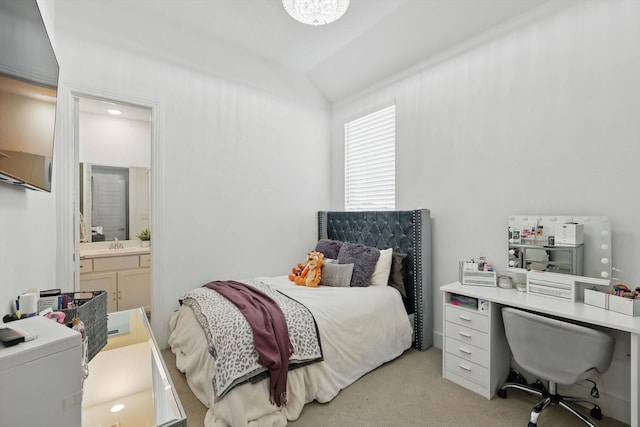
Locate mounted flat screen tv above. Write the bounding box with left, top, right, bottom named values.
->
left=0, top=0, right=59, bottom=192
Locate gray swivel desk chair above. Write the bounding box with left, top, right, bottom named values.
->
left=498, top=307, right=615, bottom=427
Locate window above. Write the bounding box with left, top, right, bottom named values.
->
left=344, top=105, right=396, bottom=211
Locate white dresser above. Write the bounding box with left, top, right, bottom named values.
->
left=442, top=290, right=510, bottom=399
left=0, top=316, right=82, bottom=427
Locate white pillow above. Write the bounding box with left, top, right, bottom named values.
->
left=369, top=248, right=393, bottom=286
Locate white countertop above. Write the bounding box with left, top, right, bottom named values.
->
left=80, top=246, right=151, bottom=259
left=441, top=281, right=640, bottom=334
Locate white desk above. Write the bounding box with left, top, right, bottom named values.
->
left=441, top=281, right=640, bottom=427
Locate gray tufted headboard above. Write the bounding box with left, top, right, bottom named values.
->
left=318, top=210, right=432, bottom=351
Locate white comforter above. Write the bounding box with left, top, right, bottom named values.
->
left=168, top=275, right=413, bottom=427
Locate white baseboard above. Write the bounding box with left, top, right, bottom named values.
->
left=433, top=331, right=443, bottom=350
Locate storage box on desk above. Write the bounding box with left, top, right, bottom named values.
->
left=459, top=262, right=497, bottom=287
left=60, top=290, right=108, bottom=361
left=608, top=294, right=640, bottom=316
left=584, top=288, right=609, bottom=309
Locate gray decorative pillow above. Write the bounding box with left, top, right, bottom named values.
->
left=389, top=252, right=408, bottom=297
left=315, top=239, right=343, bottom=259
left=320, top=263, right=354, bottom=287
left=337, top=242, right=380, bottom=287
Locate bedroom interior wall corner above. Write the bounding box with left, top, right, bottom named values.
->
left=54, top=0, right=330, bottom=112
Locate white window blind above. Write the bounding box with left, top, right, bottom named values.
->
left=344, top=105, right=396, bottom=211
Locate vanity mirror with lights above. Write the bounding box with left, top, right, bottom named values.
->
left=507, top=215, right=612, bottom=287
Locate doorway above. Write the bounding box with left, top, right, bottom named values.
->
left=74, top=94, right=152, bottom=316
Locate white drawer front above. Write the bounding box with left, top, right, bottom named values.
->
left=445, top=352, right=489, bottom=386
left=445, top=305, right=489, bottom=333
left=140, top=254, right=151, bottom=268
left=79, top=259, right=93, bottom=273
left=445, top=336, right=489, bottom=367
left=445, top=321, right=489, bottom=350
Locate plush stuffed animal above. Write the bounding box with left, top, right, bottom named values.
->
left=288, top=251, right=324, bottom=287
left=289, top=253, right=310, bottom=280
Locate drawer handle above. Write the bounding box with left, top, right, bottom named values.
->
left=458, top=347, right=472, bottom=355
left=458, top=331, right=472, bottom=338
left=458, top=364, right=472, bottom=372
left=459, top=315, right=472, bottom=321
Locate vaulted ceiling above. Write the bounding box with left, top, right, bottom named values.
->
left=56, top=0, right=550, bottom=103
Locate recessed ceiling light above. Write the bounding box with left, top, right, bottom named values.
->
left=108, top=109, right=122, bottom=115
left=110, top=403, right=125, bottom=413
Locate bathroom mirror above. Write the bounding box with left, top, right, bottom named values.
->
left=507, top=215, right=612, bottom=281
left=77, top=96, right=151, bottom=242
left=80, top=163, right=149, bottom=242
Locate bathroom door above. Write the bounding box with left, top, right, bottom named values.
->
left=91, top=165, right=129, bottom=241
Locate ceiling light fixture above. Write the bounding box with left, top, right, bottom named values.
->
left=107, top=109, right=122, bottom=115
left=283, top=0, right=350, bottom=26
left=110, top=403, right=125, bottom=413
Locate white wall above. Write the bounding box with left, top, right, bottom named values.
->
left=0, top=0, right=58, bottom=318
left=79, top=111, right=151, bottom=169
left=0, top=186, right=57, bottom=313
left=54, top=32, right=331, bottom=347
left=333, top=0, right=640, bottom=338
left=331, top=0, right=640, bottom=422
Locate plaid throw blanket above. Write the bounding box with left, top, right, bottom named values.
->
left=182, top=279, right=323, bottom=401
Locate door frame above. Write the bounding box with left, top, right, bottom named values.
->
left=64, top=85, right=161, bottom=304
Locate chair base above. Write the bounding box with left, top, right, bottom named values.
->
left=498, top=380, right=603, bottom=427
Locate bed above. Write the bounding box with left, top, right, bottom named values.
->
left=168, top=209, right=432, bottom=427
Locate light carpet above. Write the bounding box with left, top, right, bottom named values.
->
left=161, top=347, right=628, bottom=427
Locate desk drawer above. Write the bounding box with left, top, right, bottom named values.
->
left=445, top=321, right=489, bottom=350
left=444, top=352, right=489, bottom=386
left=445, top=305, right=489, bottom=333
left=445, top=336, right=489, bottom=367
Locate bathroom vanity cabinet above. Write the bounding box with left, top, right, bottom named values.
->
left=80, top=250, right=151, bottom=313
